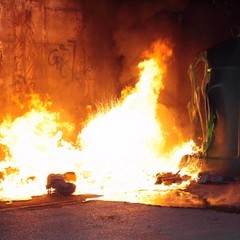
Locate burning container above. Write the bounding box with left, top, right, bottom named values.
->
left=187, top=37, right=240, bottom=177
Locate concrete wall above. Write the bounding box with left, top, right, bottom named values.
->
left=0, top=0, right=118, bottom=126
left=0, top=0, right=239, bottom=140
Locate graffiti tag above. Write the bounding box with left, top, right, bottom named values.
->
left=48, top=39, right=78, bottom=81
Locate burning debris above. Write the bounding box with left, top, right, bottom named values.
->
left=155, top=171, right=191, bottom=186
left=46, top=172, right=76, bottom=196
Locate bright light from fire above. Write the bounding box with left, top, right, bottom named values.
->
left=0, top=39, right=198, bottom=203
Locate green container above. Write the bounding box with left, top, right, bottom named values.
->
left=188, top=38, right=240, bottom=175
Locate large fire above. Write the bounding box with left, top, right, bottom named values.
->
left=0, top=40, right=198, bottom=203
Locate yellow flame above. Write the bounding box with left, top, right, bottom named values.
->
left=75, top=40, right=196, bottom=196
left=0, top=99, right=81, bottom=201
left=0, top=40, right=198, bottom=203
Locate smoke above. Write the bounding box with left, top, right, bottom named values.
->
left=111, top=0, right=240, bottom=141
left=113, top=0, right=191, bottom=140
left=114, top=1, right=182, bottom=85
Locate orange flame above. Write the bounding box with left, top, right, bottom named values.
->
left=0, top=39, right=197, bottom=203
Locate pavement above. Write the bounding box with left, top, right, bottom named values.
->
left=1, top=198, right=240, bottom=240
left=1, top=182, right=240, bottom=240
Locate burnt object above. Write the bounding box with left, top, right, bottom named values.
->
left=206, top=38, right=240, bottom=160
left=187, top=37, right=240, bottom=176
left=46, top=172, right=76, bottom=196
left=197, top=171, right=224, bottom=184
left=155, top=171, right=190, bottom=185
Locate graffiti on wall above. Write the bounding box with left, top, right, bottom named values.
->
left=0, top=0, right=100, bottom=107
left=48, top=39, right=79, bottom=81
left=48, top=39, right=97, bottom=102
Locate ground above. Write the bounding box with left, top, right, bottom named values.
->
left=1, top=183, right=240, bottom=239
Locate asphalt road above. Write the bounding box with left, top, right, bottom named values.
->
left=1, top=199, right=240, bottom=240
